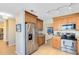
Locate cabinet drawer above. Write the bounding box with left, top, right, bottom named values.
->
left=77, top=40, right=79, bottom=54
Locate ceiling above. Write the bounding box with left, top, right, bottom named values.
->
left=0, top=3, right=79, bottom=20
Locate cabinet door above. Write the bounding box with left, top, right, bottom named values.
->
left=76, top=17, right=79, bottom=30
left=53, top=17, right=66, bottom=31
left=37, top=19, right=43, bottom=30
left=37, top=36, right=45, bottom=46
left=25, top=11, right=37, bottom=24
left=52, top=38, right=57, bottom=48
left=40, top=21, right=43, bottom=30
left=52, top=37, right=61, bottom=49
left=53, top=19, right=60, bottom=31
left=77, top=40, right=79, bottom=55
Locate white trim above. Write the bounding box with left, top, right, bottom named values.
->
left=16, top=50, right=25, bottom=55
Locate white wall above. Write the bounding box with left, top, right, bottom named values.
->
left=3, top=19, right=16, bottom=46
left=16, top=11, right=25, bottom=55
left=3, top=20, right=8, bottom=42
left=0, top=23, right=4, bottom=28
left=43, top=18, right=53, bottom=43
left=8, top=19, right=16, bottom=46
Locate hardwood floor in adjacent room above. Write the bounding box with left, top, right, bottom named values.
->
left=0, top=40, right=16, bottom=55
left=32, top=44, right=72, bottom=55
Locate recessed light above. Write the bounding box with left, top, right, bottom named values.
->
left=69, top=7, right=72, bottom=10
left=2, top=16, right=8, bottom=19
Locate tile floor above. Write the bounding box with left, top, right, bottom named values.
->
left=32, top=44, right=72, bottom=55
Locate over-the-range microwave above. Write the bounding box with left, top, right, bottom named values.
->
left=61, top=24, right=76, bottom=30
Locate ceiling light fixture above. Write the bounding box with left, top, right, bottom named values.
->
left=68, top=3, right=72, bottom=10
left=0, top=12, right=13, bottom=18
left=46, top=3, right=74, bottom=13
left=0, top=12, right=14, bottom=20
left=69, top=7, right=72, bottom=10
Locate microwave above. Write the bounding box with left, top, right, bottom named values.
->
left=61, top=24, right=76, bottom=30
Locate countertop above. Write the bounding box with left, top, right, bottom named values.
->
left=37, top=34, right=45, bottom=37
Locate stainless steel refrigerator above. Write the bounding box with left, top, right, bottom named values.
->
left=25, top=23, right=38, bottom=55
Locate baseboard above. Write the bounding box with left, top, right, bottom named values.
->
left=16, top=50, right=25, bottom=55
left=8, top=43, right=16, bottom=46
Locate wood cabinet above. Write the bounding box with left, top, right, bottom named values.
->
left=76, top=17, right=79, bottom=31
left=52, top=36, right=61, bottom=49
left=37, top=18, right=43, bottom=30
left=25, top=11, right=43, bottom=30
left=53, top=18, right=60, bottom=31
left=53, top=17, right=67, bottom=31
left=77, top=40, right=79, bottom=55
left=37, top=36, right=45, bottom=46
left=53, top=13, right=79, bottom=31
left=25, top=11, right=37, bottom=24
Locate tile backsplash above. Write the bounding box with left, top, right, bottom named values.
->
left=37, top=30, right=44, bottom=35
left=54, top=31, right=79, bottom=38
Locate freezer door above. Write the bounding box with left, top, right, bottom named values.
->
left=25, top=23, right=38, bottom=55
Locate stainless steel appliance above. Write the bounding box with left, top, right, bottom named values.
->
left=61, top=33, right=77, bottom=54
left=61, top=24, right=76, bottom=30
left=25, top=23, right=38, bottom=55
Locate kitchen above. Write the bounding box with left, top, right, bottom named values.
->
left=16, top=3, right=79, bottom=55
left=52, top=13, right=79, bottom=55
left=17, top=11, right=79, bottom=55
left=0, top=1, right=79, bottom=59
left=0, top=3, right=78, bottom=55
left=15, top=3, right=79, bottom=55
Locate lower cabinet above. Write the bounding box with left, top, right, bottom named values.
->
left=37, top=36, right=45, bottom=46
left=77, top=40, right=79, bottom=55
left=52, top=37, right=61, bottom=49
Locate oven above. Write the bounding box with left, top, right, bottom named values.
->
left=61, top=39, right=77, bottom=54
left=61, top=33, right=77, bottom=54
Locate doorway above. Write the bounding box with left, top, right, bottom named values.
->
left=0, top=18, right=16, bottom=55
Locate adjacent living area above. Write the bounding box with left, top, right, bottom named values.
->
left=0, top=3, right=79, bottom=55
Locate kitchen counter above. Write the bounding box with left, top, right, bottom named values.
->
left=37, top=34, right=45, bottom=37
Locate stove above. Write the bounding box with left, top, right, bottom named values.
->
left=61, top=39, right=77, bottom=54
left=61, top=33, right=77, bottom=54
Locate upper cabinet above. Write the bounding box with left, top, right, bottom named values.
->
left=37, top=18, right=43, bottom=30
left=75, top=17, right=79, bottom=31
left=25, top=11, right=43, bottom=30
left=25, top=11, right=37, bottom=24
left=53, top=17, right=67, bottom=31
left=53, top=13, right=79, bottom=31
